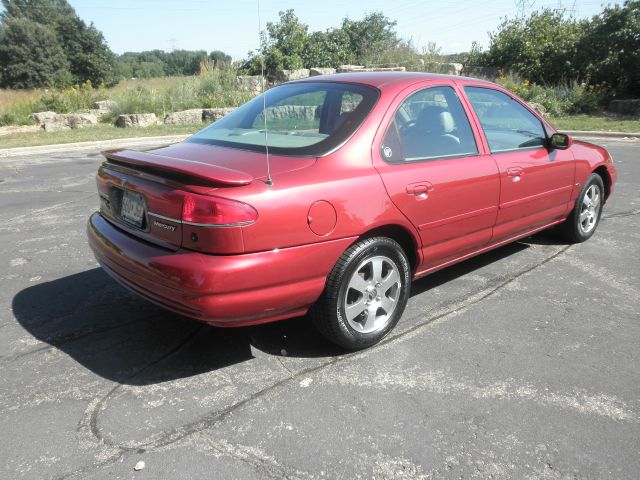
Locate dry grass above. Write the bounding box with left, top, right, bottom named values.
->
left=107, top=76, right=187, bottom=94
left=0, top=88, right=43, bottom=126
left=0, top=88, right=42, bottom=106
left=1, top=72, right=253, bottom=126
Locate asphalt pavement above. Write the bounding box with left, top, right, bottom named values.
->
left=1, top=139, right=638, bottom=479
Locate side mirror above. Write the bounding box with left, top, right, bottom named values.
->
left=549, top=132, right=571, bottom=150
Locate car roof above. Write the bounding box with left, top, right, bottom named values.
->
left=295, top=71, right=495, bottom=89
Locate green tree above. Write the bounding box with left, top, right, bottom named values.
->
left=209, top=50, right=232, bottom=68
left=243, top=10, right=401, bottom=76
left=0, top=16, right=70, bottom=88
left=56, top=13, right=117, bottom=86
left=464, top=41, right=486, bottom=66
left=303, top=29, right=353, bottom=68
left=341, top=12, right=399, bottom=64
left=264, top=9, right=308, bottom=71
left=483, top=9, right=585, bottom=84
left=243, top=9, right=308, bottom=77
left=577, top=0, right=640, bottom=96
left=1, top=0, right=116, bottom=87
left=165, top=50, right=207, bottom=76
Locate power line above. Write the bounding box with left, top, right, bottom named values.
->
left=514, top=0, right=536, bottom=20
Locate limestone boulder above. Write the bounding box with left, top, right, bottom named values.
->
left=337, top=65, right=405, bottom=73
left=202, top=107, right=236, bottom=122
left=164, top=109, right=203, bottom=125
left=527, top=102, right=548, bottom=117
left=116, top=113, right=158, bottom=128
left=608, top=99, right=640, bottom=116
left=236, top=75, right=264, bottom=94
left=93, top=100, right=117, bottom=113
left=276, top=69, right=310, bottom=82
left=337, top=65, right=365, bottom=73
left=309, top=67, right=336, bottom=77
left=42, top=113, right=98, bottom=132
left=29, top=111, right=58, bottom=125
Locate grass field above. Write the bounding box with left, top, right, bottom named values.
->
left=0, top=71, right=253, bottom=126
left=551, top=115, right=640, bottom=133
left=0, top=123, right=202, bottom=149
left=1, top=115, right=638, bottom=150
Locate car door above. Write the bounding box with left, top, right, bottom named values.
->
left=463, top=86, right=575, bottom=243
left=373, top=84, right=500, bottom=273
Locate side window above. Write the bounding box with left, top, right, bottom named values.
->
left=464, top=86, right=546, bottom=153
left=381, top=86, right=478, bottom=163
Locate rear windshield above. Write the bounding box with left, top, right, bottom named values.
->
left=187, top=82, right=379, bottom=156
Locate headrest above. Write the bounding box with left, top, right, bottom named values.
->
left=416, top=107, right=455, bottom=134
left=439, top=111, right=455, bottom=133
left=416, top=106, right=445, bottom=132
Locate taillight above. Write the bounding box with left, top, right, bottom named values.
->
left=181, top=192, right=257, bottom=226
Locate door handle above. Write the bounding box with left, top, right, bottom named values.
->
left=406, top=182, right=433, bottom=196
left=507, top=167, right=524, bottom=182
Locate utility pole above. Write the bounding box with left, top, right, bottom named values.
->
left=514, top=0, right=535, bottom=21
left=556, top=0, right=577, bottom=16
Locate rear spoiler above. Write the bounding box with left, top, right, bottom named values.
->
left=103, top=149, right=253, bottom=186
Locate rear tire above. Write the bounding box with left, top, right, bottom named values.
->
left=558, top=173, right=604, bottom=243
left=311, top=237, right=411, bottom=350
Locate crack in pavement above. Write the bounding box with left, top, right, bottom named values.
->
left=56, top=326, right=204, bottom=480
left=2, top=314, right=158, bottom=362
left=53, top=243, right=575, bottom=479
left=26, top=206, right=633, bottom=479
left=86, top=326, right=205, bottom=447
left=72, top=245, right=573, bottom=479
left=601, top=208, right=640, bottom=219
left=1, top=193, right=95, bottom=226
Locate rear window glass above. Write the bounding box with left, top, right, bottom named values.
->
left=188, top=82, right=378, bottom=156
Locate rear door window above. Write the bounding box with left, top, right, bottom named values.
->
left=381, top=86, right=478, bottom=163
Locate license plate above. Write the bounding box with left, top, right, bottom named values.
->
left=120, top=190, right=146, bottom=227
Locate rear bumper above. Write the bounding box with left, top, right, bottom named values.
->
left=88, top=212, right=355, bottom=326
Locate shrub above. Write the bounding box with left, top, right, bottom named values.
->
left=36, top=81, right=106, bottom=113
left=496, top=75, right=603, bottom=116
left=106, top=69, right=254, bottom=121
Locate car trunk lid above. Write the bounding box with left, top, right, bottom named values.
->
left=96, top=145, right=315, bottom=252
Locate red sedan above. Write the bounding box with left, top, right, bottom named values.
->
left=88, top=72, right=616, bottom=349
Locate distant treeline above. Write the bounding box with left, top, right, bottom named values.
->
left=116, top=50, right=231, bottom=79
left=0, top=0, right=233, bottom=88
left=1, top=0, right=638, bottom=100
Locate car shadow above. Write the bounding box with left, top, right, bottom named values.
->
left=11, top=234, right=543, bottom=386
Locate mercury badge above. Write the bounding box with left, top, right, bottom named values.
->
left=153, top=220, right=176, bottom=232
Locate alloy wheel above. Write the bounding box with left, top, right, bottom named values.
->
left=342, top=255, right=402, bottom=334
left=579, top=184, right=601, bottom=235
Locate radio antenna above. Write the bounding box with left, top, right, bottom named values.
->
left=257, top=0, right=273, bottom=186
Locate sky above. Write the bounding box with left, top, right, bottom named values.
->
left=64, top=0, right=622, bottom=60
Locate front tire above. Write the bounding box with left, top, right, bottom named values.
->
left=559, top=173, right=605, bottom=243
left=311, top=237, right=411, bottom=350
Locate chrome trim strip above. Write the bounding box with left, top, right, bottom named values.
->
left=147, top=211, right=252, bottom=228
left=184, top=220, right=254, bottom=227
left=147, top=211, right=180, bottom=223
